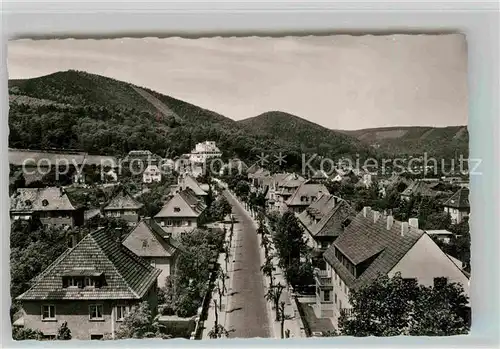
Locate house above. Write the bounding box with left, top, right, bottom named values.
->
left=274, top=174, right=306, bottom=212
left=154, top=188, right=207, bottom=240
left=309, top=170, right=329, bottom=183
left=317, top=207, right=470, bottom=326
left=15, top=227, right=161, bottom=340
left=102, top=190, right=143, bottom=224
left=297, top=194, right=354, bottom=253
left=170, top=173, right=208, bottom=199
left=10, top=187, right=84, bottom=228
left=443, top=187, right=470, bottom=224
left=103, top=168, right=118, bottom=182
left=142, top=164, right=162, bottom=184
left=122, top=218, right=181, bottom=287
left=400, top=180, right=439, bottom=201
left=248, top=168, right=271, bottom=187
left=189, top=141, right=222, bottom=164
left=284, top=182, right=330, bottom=214
left=425, top=229, right=455, bottom=244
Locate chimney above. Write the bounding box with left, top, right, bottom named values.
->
left=373, top=210, right=380, bottom=223
left=386, top=215, right=394, bottom=230
left=408, top=218, right=419, bottom=230
left=363, top=206, right=371, bottom=218
left=401, top=222, right=409, bottom=236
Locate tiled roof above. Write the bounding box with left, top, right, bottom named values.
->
left=443, top=187, right=470, bottom=209
left=154, top=188, right=206, bottom=218
left=298, top=195, right=354, bottom=238
left=311, top=170, right=329, bottom=180
left=122, top=218, right=180, bottom=257
left=401, top=180, right=438, bottom=197
left=10, top=187, right=79, bottom=212
left=323, top=209, right=423, bottom=289
left=285, top=182, right=330, bottom=206
left=249, top=168, right=271, bottom=179
left=17, top=228, right=161, bottom=300
left=103, top=190, right=143, bottom=211
left=177, top=175, right=208, bottom=196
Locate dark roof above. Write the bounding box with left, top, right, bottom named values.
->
left=401, top=180, right=438, bottom=197
left=122, top=218, right=180, bottom=257
left=298, top=195, right=355, bottom=238
left=155, top=188, right=206, bottom=218
left=443, top=187, right=470, bottom=209
left=323, top=209, right=423, bottom=289
left=10, top=187, right=79, bottom=212
left=103, top=190, right=143, bottom=211
left=17, top=228, right=161, bottom=301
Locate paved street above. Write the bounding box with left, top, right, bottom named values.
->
left=223, top=190, right=272, bottom=338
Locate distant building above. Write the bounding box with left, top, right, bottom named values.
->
left=10, top=187, right=84, bottom=228
left=170, top=173, right=208, bottom=198
left=318, top=207, right=469, bottom=326
left=400, top=180, right=439, bottom=201
left=273, top=174, right=306, bottom=212
left=309, top=170, right=329, bottom=183
left=189, top=141, right=222, bottom=164
left=122, top=218, right=181, bottom=287
left=248, top=168, right=271, bottom=187
left=425, top=229, right=454, bottom=244
left=102, top=190, right=143, bottom=224
left=142, top=164, right=162, bottom=183
left=154, top=188, right=207, bottom=240
left=16, top=227, right=161, bottom=340
left=284, top=182, right=330, bottom=214
left=104, top=168, right=118, bottom=182
left=443, top=187, right=470, bottom=224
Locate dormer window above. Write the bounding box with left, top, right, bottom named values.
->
left=174, top=207, right=181, bottom=212
left=24, top=199, right=32, bottom=206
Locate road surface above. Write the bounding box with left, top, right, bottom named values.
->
left=223, top=190, right=272, bottom=338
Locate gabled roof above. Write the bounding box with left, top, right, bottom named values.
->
left=103, top=190, right=143, bottom=211
left=298, top=195, right=355, bottom=238
left=154, top=189, right=206, bottom=218
left=323, top=209, right=424, bottom=289
left=401, top=180, right=438, bottom=197
left=249, top=167, right=271, bottom=179
left=311, top=170, right=329, bottom=180
left=122, top=218, right=180, bottom=257
left=443, top=187, right=470, bottom=209
left=177, top=174, right=208, bottom=196
left=285, top=182, right=330, bottom=206
left=17, top=228, right=161, bottom=300
left=10, top=187, right=79, bottom=212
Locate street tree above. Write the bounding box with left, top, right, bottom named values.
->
left=265, top=282, right=285, bottom=321
left=278, top=301, right=293, bottom=339
left=260, top=255, right=275, bottom=288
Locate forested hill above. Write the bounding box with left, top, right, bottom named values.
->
left=340, top=126, right=469, bottom=159
left=8, top=70, right=372, bottom=170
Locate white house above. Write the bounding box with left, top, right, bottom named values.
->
left=143, top=164, right=162, bottom=183
left=317, top=207, right=470, bottom=327
left=189, top=141, right=222, bottom=164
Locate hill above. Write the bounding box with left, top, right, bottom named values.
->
left=238, top=111, right=375, bottom=159
left=340, top=126, right=469, bottom=159
left=8, top=70, right=370, bottom=171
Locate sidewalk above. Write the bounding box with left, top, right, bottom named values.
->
left=229, top=190, right=305, bottom=339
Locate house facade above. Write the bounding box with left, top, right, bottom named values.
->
left=142, top=164, right=162, bottom=183
left=154, top=188, right=207, bottom=240
left=316, top=207, right=470, bottom=326
left=189, top=141, right=222, bottom=164
left=10, top=187, right=84, bottom=228
left=16, top=228, right=161, bottom=340
left=102, top=190, right=143, bottom=224
left=443, top=187, right=470, bottom=224
left=122, top=218, right=180, bottom=288
left=400, top=180, right=439, bottom=201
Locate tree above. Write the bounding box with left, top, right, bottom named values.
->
left=115, top=302, right=167, bottom=339
left=57, top=321, right=72, bottom=340
left=234, top=180, right=250, bottom=199
left=338, top=273, right=470, bottom=336
left=278, top=301, right=293, bottom=339
left=261, top=254, right=275, bottom=288
left=12, top=327, right=44, bottom=341
left=265, top=282, right=285, bottom=321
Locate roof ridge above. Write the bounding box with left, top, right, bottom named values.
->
left=144, top=219, right=178, bottom=252
left=91, top=229, right=140, bottom=298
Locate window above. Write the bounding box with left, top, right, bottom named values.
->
left=166, top=220, right=172, bottom=226
left=43, top=334, right=56, bottom=340
left=160, top=221, right=165, bottom=227
left=324, top=290, right=331, bottom=302
left=89, top=305, right=104, bottom=320
left=85, top=277, right=96, bottom=288
left=339, top=300, right=343, bottom=309
left=187, top=220, right=192, bottom=226
left=434, top=277, right=448, bottom=288
left=142, top=240, right=148, bottom=248
left=64, top=277, right=83, bottom=288
left=115, top=305, right=128, bottom=321
left=90, top=334, right=104, bottom=340
left=42, top=199, right=49, bottom=207
left=174, top=207, right=181, bottom=212
left=334, top=293, right=337, bottom=304
left=41, top=305, right=56, bottom=320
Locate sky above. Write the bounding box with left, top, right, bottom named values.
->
left=8, top=35, right=468, bottom=130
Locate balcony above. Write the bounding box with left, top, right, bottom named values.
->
left=314, top=268, right=333, bottom=289
left=340, top=308, right=354, bottom=319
